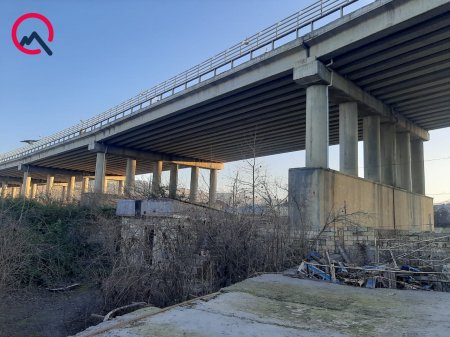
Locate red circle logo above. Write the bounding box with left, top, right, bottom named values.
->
left=12, top=13, right=54, bottom=55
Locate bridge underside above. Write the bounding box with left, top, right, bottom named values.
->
left=0, top=0, right=449, bottom=225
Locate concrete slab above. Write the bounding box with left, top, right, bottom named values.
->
left=72, top=274, right=450, bottom=337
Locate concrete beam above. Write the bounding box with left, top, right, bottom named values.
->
left=88, top=142, right=224, bottom=170
left=293, top=60, right=429, bottom=141
left=330, top=70, right=429, bottom=141
left=171, top=161, right=224, bottom=170
left=18, top=164, right=92, bottom=177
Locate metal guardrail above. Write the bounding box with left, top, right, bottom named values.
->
left=0, top=0, right=373, bottom=164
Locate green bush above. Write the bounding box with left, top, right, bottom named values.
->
left=0, top=198, right=117, bottom=288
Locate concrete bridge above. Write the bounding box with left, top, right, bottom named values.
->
left=1, top=0, right=449, bottom=231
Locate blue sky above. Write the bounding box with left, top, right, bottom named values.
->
left=0, top=0, right=449, bottom=202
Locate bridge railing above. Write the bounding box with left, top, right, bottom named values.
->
left=0, top=0, right=374, bottom=164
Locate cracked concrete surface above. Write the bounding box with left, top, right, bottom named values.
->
left=73, top=274, right=450, bottom=337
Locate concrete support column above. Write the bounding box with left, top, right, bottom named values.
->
left=94, top=152, right=106, bottom=194
left=363, top=115, right=381, bottom=182
left=61, top=186, right=67, bottom=202
left=81, top=177, right=90, bottom=193
left=118, top=180, right=124, bottom=195
left=12, top=187, right=19, bottom=198
left=151, top=161, right=163, bottom=195
left=21, top=172, right=31, bottom=198
left=125, top=158, right=136, bottom=195
left=189, top=167, right=199, bottom=203
left=305, top=85, right=329, bottom=168
left=380, top=123, right=397, bottom=186
left=339, top=102, right=358, bottom=176
left=209, top=169, right=218, bottom=206
left=46, top=175, right=54, bottom=197
left=169, top=164, right=178, bottom=199
left=67, top=176, right=76, bottom=202
left=1, top=182, right=8, bottom=198
left=31, top=184, right=38, bottom=199
left=411, top=139, right=425, bottom=194
left=396, top=132, right=412, bottom=192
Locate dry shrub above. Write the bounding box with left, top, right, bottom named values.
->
left=0, top=223, right=33, bottom=290
left=102, top=211, right=304, bottom=309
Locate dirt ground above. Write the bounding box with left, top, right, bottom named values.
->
left=0, top=286, right=103, bottom=337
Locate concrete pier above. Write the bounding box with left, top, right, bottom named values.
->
left=46, top=175, right=54, bottom=197
left=396, top=132, right=412, bottom=192
left=380, top=123, right=397, bottom=186
left=411, top=139, right=425, bottom=195
left=305, top=85, right=329, bottom=168
left=189, top=167, right=199, bottom=203
left=94, top=152, right=106, bottom=193
left=151, top=161, right=163, bottom=195
left=339, top=102, right=358, bottom=176
left=169, top=164, right=178, bottom=199
left=31, top=183, right=38, bottom=199
left=82, top=177, right=90, bottom=193
left=1, top=182, right=7, bottom=198
left=21, top=172, right=31, bottom=198
left=363, top=115, right=381, bottom=182
left=118, top=180, right=124, bottom=195
left=67, top=176, right=76, bottom=201
left=209, top=169, right=218, bottom=205
left=125, top=158, right=136, bottom=195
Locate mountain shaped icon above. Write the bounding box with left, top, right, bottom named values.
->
left=20, top=31, right=53, bottom=56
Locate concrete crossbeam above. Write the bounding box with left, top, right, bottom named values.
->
left=88, top=142, right=224, bottom=170
left=18, top=164, right=92, bottom=177
left=294, top=60, right=429, bottom=141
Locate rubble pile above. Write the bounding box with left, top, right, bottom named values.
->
left=297, top=244, right=450, bottom=291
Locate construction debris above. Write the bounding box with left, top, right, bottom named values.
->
left=298, top=251, right=450, bottom=292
